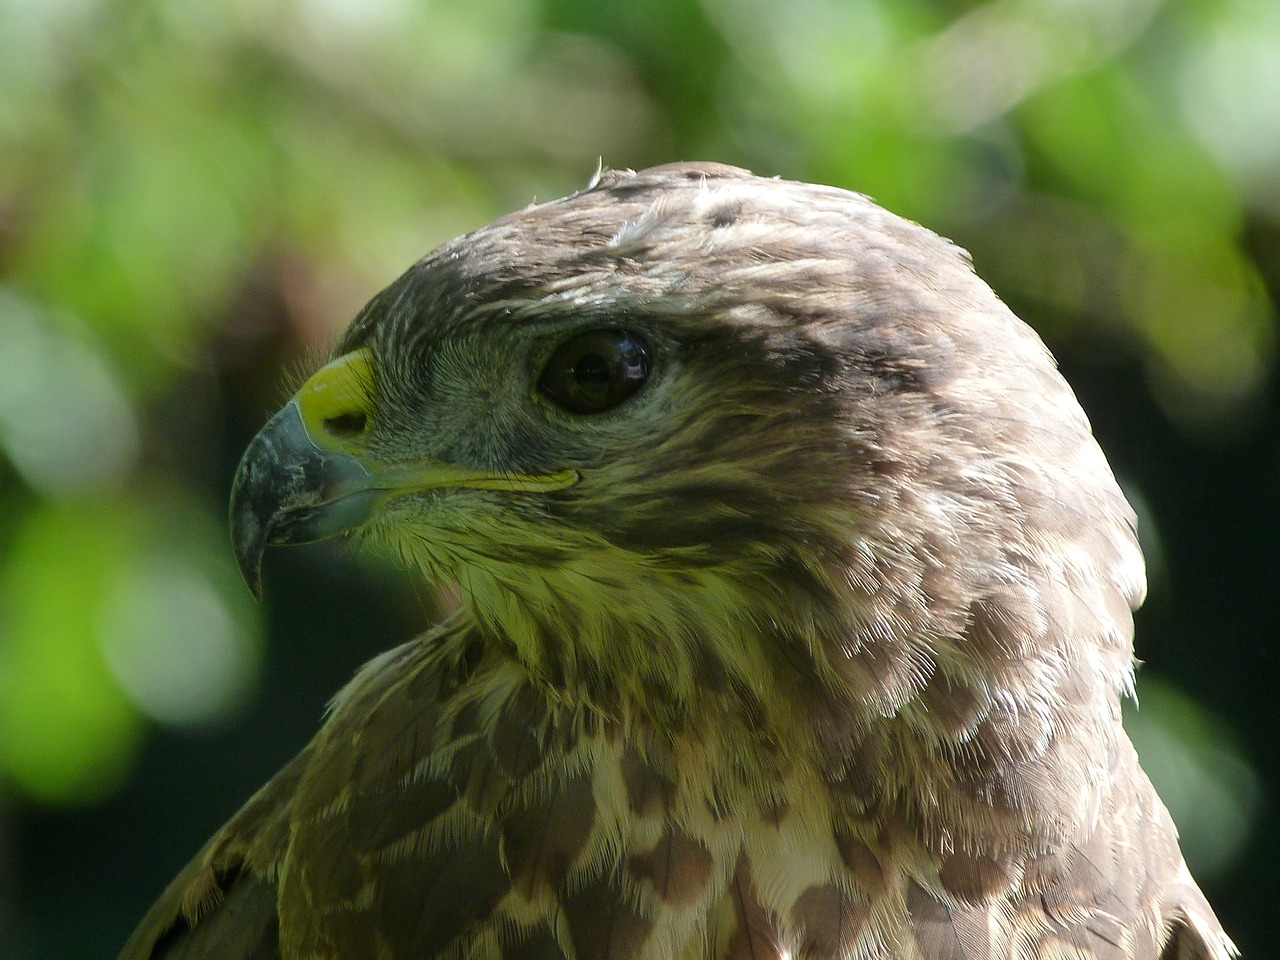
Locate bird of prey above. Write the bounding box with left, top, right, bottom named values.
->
left=120, top=163, right=1232, bottom=960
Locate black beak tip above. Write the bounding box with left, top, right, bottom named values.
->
left=230, top=480, right=270, bottom=602
left=227, top=398, right=372, bottom=600
left=241, top=559, right=264, bottom=602
left=231, top=515, right=267, bottom=601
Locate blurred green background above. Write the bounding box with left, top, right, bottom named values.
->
left=0, top=0, right=1275, bottom=956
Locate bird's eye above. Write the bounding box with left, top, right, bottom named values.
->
left=537, top=330, right=649, bottom=414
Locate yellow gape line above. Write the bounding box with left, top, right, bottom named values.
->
left=297, top=349, right=378, bottom=453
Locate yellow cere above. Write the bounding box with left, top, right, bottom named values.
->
left=295, top=347, right=579, bottom=496
left=297, top=349, right=378, bottom=452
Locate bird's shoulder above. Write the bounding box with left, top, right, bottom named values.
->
left=116, top=741, right=308, bottom=959
left=115, top=619, right=492, bottom=960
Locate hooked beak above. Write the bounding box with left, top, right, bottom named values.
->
left=229, top=397, right=380, bottom=599
left=229, top=349, right=382, bottom=599
left=229, top=348, right=578, bottom=599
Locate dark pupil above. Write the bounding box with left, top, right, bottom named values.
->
left=539, top=329, right=648, bottom=413
left=573, top=352, right=612, bottom=395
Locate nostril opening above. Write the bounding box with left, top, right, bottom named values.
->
left=323, top=411, right=368, bottom=437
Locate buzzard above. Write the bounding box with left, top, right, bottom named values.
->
left=120, top=163, right=1232, bottom=960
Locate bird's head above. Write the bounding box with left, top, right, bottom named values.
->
left=230, top=163, right=1143, bottom=729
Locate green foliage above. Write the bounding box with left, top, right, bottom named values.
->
left=0, top=502, right=144, bottom=804
left=0, top=496, right=261, bottom=804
